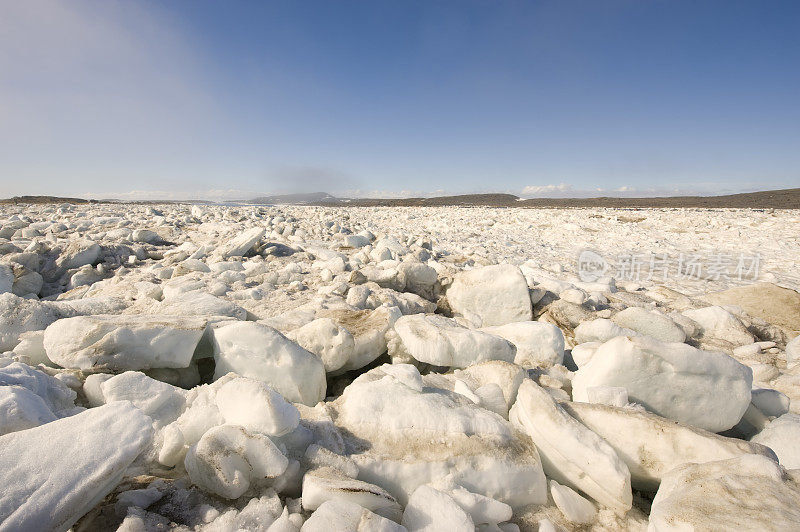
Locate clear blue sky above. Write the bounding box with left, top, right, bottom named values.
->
left=1, top=0, right=798, bottom=199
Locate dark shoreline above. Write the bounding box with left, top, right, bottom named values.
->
left=3, top=187, right=799, bottom=209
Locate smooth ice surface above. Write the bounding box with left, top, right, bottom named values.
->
left=216, top=377, right=300, bottom=437
left=0, top=401, right=152, bottom=532
left=212, top=321, right=326, bottom=406
left=401, top=485, right=473, bottom=532
left=302, top=467, right=402, bottom=521
left=302, top=499, right=406, bottom=532
left=751, top=413, right=800, bottom=468
left=573, top=335, right=753, bottom=432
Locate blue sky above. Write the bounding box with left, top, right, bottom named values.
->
left=1, top=0, right=798, bottom=200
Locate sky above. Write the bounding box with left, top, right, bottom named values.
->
left=1, top=0, right=798, bottom=200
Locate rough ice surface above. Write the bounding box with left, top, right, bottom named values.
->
left=562, top=401, right=778, bottom=491
left=648, top=455, right=800, bottom=531
left=1, top=202, right=799, bottom=530
left=446, top=264, right=532, bottom=326
left=510, top=380, right=632, bottom=512
left=43, top=314, right=209, bottom=371
left=0, top=401, right=152, bottom=531
left=389, top=313, right=516, bottom=368
left=184, top=424, right=289, bottom=499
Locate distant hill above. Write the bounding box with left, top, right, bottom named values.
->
left=300, top=188, right=800, bottom=209
left=0, top=195, right=97, bottom=204
left=3, top=188, right=799, bottom=208
left=248, top=192, right=339, bottom=205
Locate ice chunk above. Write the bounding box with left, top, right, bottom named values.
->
left=0, top=361, right=76, bottom=414
left=43, top=315, right=209, bottom=371
left=456, top=360, right=526, bottom=410
left=333, top=366, right=547, bottom=509
left=0, top=264, right=12, bottom=294
left=509, top=380, right=632, bottom=512
left=574, top=318, right=638, bottom=345
left=432, top=480, right=513, bottom=526
left=185, top=424, right=289, bottom=499
left=287, top=318, right=355, bottom=372
left=302, top=500, right=406, bottom=532
left=549, top=480, right=597, bottom=525
left=0, top=386, right=57, bottom=435
left=401, top=485, right=474, bottom=532
left=12, top=330, right=50, bottom=366
left=610, top=307, right=685, bottom=343
left=215, top=377, right=300, bottom=437
left=570, top=341, right=601, bottom=368
left=317, top=306, right=401, bottom=372
left=648, top=455, right=800, bottom=531
left=752, top=413, right=800, bottom=469
left=682, top=305, right=754, bottom=345
left=562, top=401, right=777, bottom=491
left=379, top=363, right=424, bottom=392
left=302, top=467, right=402, bottom=522
left=481, top=321, right=564, bottom=368
left=0, top=402, right=152, bottom=531
left=572, top=335, right=752, bottom=432
left=97, top=371, right=187, bottom=428
left=389, top=314, right=515, bottom=368
left=446, top=264, right=532, bottom=327
left=220, top=226, right=265, bottom=258
left=211, top=322, right=326, bottom=406
left=0, top=293, right=62, bottom=351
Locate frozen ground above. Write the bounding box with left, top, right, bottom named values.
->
left=0, top=202, right=799, bottom=531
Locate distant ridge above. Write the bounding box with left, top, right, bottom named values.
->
left=270, top=188, right=800, bottom=209
left=2, top=188, right=798, bottom=208
left=249, top=192, right=338, bottom=205
left=0, top=195, right=97, bottom=204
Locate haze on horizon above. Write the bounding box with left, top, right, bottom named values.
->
left=1, top=0, right=798, bottom=201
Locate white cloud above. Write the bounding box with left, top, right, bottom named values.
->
left=521, top=183, right=575, bottom=197
left=520, top=182, right=765, bottom=199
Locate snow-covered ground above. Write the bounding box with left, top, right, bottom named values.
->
left=1, top=202, right=799, bottom=531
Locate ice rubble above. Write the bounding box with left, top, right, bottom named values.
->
left=1, top=202, right=799, bottom=531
